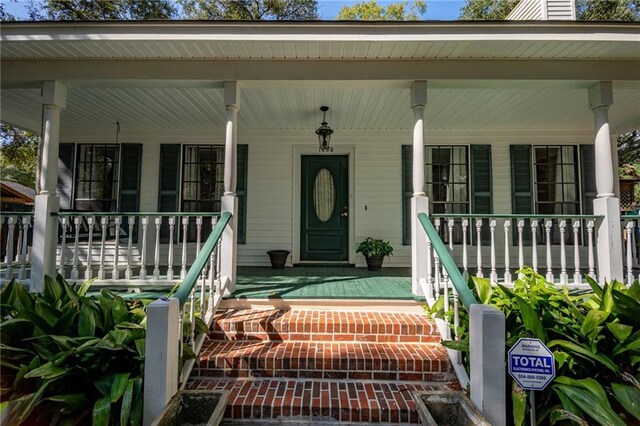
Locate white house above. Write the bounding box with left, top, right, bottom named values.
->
left=1, top=19, right=639, bottom=294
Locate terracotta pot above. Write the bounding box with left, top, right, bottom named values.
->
left=365, top=255, right=385, bottom=271
left=267, top=250, right=290, bottom=269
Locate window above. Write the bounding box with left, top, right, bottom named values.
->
left=181, top=145, right=225, bottom=213
left=74, top=144, right=120, bottom=212
left=426, top=146, right=469, bottom=215
left=533, top=146, right=579, bottom=215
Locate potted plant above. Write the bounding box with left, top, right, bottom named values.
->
left=267, top=250, right=290, bottom=269
left=356, top=237, right=393, bottom=271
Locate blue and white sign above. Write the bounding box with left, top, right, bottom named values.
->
left=508, top=338, right=555, bottom=391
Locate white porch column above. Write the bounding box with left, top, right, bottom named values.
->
left=221, top=81, right=239, bottom=293
left=31, top=81, right=66, bottom=290
left=411, top=81, right=428, bottom=296
left=589, top=81, right=623, bottom=282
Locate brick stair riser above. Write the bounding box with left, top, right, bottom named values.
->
left=209, top=331, right=440, bottom=343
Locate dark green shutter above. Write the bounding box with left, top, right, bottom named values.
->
left=158, top=144, right=181, bottom=212
left=237, top=144, right=248, bottom=244
left=510, top=145, right=533, bottom=244
left=57, top=143, right=75, bottom=210
left=402, top=145, right=412, bottom=245
left=118, top=144, right=142, bottom=212
left=580, top=145, right=596, bottom=215
left=470, top=145, right=493, bottom=244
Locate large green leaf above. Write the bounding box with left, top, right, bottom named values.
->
left=547, top=340, right=618, bottom=372
left=16, top=379, right=53, bottom=425
left=585, top=275, right=603, bottom=298
left=612, top=383, right=640, bottom=421
left=627, top=281, right=640, bottom=303
left=612, top=330, right=640, bottom=356
left=24, top=361, right=70, bottom=380
left=76, top=278, right=95, bottom=298
left=600, top=282, right=614, bottom=314
left=120, top=379, right=135, bottom=426
left=35, top=300, right=63, bottom=328
left=512, top=382, right=526, bottom=426
left=0, top=318, right=34, bottom=338
left=78, top=302, right=96, bottom=337
left=0, top=279, right=16, bottom=305
left=111, top=296, right=129, bottom=325
left=110, top=372, right=130, bottom=403
left=128, top=378, right=143, bottom=426
left=45, top=393, right=88, bottom=411
left=53, top=308, right=78, bottom=335
left=553, top=377, right=626, bottom=426
left=612, top=290, right=640, bottom=328
left=43, top=275, right=64, bottom=305
left=472, top=276, right=493, bottom=304
left=13, top=282, right=35, bottom=311
left=513, top=294, right=546, bottom=341
left=581, top=310, right=609, bottom=336
left=92, top=396, right=111, bottom=426
left=607, top=322, right=633, bottom=343
left=441, top=339, right=469, bottom=352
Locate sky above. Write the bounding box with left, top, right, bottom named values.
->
left=1, top=0, right=466, bottom=21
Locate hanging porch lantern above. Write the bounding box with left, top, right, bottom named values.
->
left=315, top=106, right=334, bottom=152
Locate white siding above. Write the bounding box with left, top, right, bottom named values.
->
left=60, top=127, right=596, bottom=270
left=506, top=0, right=544, bottom=20
left=507, top=0, right=576, bottom=20
left=547, top=0, right=576, bottom=20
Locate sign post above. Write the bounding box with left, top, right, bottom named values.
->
left=508, top=338, right=556, bottom=425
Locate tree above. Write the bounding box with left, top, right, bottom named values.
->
left=336, top=0, right=426, bottom=21
left=460, top=0, right=640, bottom=21
left=42, top=0, right=177, bottom=21
left=179, top=0, right=318, bottom=20
left=0, top=125, right=39, bottom=188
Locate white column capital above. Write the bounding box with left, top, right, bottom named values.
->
left=224, top=81, right=240, bottom=109
left=42, top=80, right=67, bottom=109
left=588, top=81, right=613, bottom=110
left=411, top=81, right=428, bottom=109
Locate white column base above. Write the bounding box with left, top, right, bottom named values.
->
left=221, top=194, right=238, bottom=295
left=593, top=197, right=623, bottom=283
left=31, top=194, right=60, bottom=291
left=143, top=298, right=180, bottom=426
left=470, top=304, right=506, bottom=426
left=411, top=195, right=429, bottom=296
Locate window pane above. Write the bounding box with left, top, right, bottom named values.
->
left=74, top=144, right=119, bottom=212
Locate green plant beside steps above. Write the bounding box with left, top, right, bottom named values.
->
left=430, top=268, right=640, bottom=426
left=356, top=237, right=394, bottom=258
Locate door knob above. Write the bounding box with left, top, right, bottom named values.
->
left=341, top=206, right=348, bottom=217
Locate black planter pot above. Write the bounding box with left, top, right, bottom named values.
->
left=267, top=250, right=290, bottom=269
left=365, top=255, right=385, bottom=271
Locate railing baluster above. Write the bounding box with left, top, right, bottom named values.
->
left=98, top=216, right=108, bottom=280
left=58, top=216, right=67, bottom=278
left=84, top=216, right=94, bottom=280
left=167, top=217, right=175, bottom=280
left=531, top=219, right=539, bottom=272
left=573, top=220, right=581, bottom=284
left=154, top=217, right=161, bottom=280
left=71, top=216, right=80, bottom=281
left=139, top=216, right=149, bottom=280
left=18, top=217, right=29, bottom=280
left=626, top=221, right=634, bottom=286
left=462, top=219, right=469, bottom=281
left=447, top=219, right=454, bottom=252
left=504, top=220, right=512, bottom=284
left=442, top=264, right=450, bottom=339
left=452, top=283, right=461, bottom=364
left=545, top=219, right=553, bottom=283
left=426, top=236, right=433, bottom=299
left=559, top=220, right=568, bottom=285
left=112, top=216, right=121, bottom=280
left=434, top=253, right=441, bottom=296
left=125, top=216, right=135, bottom=280
left=196, top=216, right=203, bottom=257
left=189, top=288, right=196, bottom=350
left=5, top=216, right=16, bottom=280
left=517, top=219, right=524, bottom=272
left=490, top=219, right=497, bottom=283
left=181, top=217, right=189, bottom=279
left=587, top=220, right=596, bottom=279
left=475, top=219, right=483, bottom=278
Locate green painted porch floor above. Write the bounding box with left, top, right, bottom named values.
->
left=231, top=266, right=419, bottom=300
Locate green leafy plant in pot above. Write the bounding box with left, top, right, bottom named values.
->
left=356, top=237, right=393, bottom=271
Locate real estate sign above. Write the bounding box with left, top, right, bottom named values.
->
left=508, top=338, right=555, bottom=391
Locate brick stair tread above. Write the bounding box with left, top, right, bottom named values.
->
left=211, top=309, right=438, bottom=342
left=195, top=340, right=453, bottom=381
left=187, top=378, right=458, bottom=424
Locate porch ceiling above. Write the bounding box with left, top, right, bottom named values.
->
left=2, top=81, right=639, bottom=134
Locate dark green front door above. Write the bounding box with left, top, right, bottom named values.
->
left=301, top=155, right=349, bottom=261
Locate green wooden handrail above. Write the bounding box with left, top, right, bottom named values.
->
left=174, top=211, right=232, bottom=307
left=53, top=211, right=221, bottom=217
left=622, top=213, right=640, bottom=219
left=418, top=212, right=478, bottom=311
left=430, top=213, right=602, bottom=220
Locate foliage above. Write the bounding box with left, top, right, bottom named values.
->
left=40, top=0, right=177, bottom=20
left=336, top=0, right=426, bottom=21
left=431, top=268, right=640, bottom=426
left=459, top=0, right=639, bottom=20
left=179, top=0, right=318, bottom=20
left=459, top=0, right=519, bottom=20
left=0, top=275, right=148, bottom=425
left=0, top=124, right=39, bottom=189
left=356, top=237, right=394, bottom=258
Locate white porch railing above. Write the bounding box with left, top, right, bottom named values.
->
left=623, top=214, right=640, bottom=285
left=1, top=213, right=33, bottom=282
left=54, top=212, right=221, bottom=284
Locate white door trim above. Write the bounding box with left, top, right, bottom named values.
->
left=292, top=145, right=356, bottom=265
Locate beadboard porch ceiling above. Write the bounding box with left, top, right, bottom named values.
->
left=2, top=81, right=639, bottom=134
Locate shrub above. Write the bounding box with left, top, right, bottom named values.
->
left=0, top=275, right=148, bottom=425
left=356, top=237, right=394, bottom=258
left=431, top=268, right=640, bottom=426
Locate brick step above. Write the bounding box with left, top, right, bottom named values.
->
left=194, top=340, right=454, bottom=382
left=187, top=378, right=457, bottom=424
left=211, top=309, right=439, bottom=343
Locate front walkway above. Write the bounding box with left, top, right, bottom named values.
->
left=232, top=267, right=416, bottom=300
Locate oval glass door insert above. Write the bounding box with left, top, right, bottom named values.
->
left=313, top=168, right=335, bottom=222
